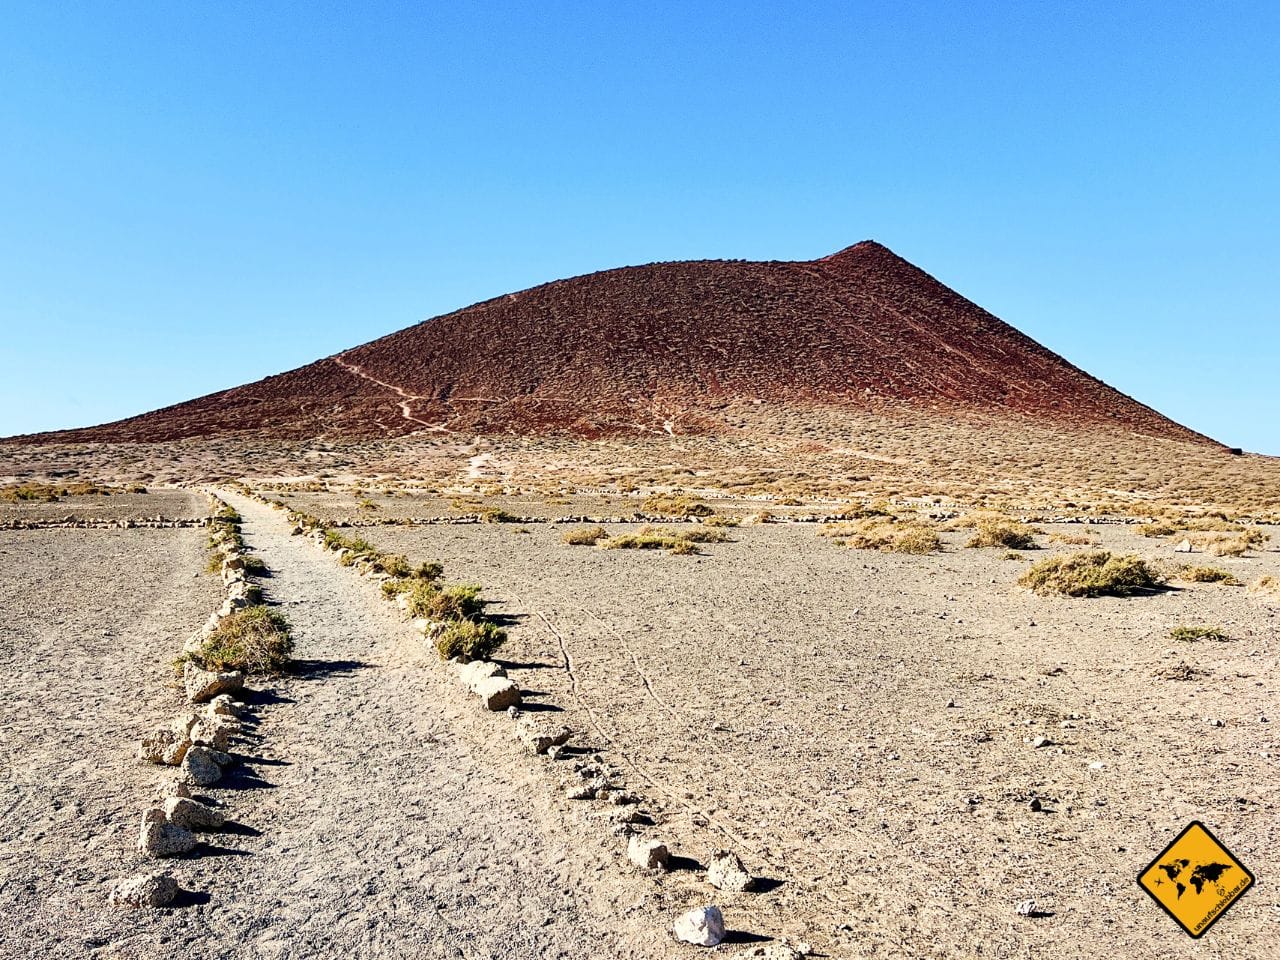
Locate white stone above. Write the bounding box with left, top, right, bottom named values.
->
left=139, top=728, right=190, bottom=766
left=706, top=849, right=754, bottom=892
left=163, top=796, right=225, bottom=831
left=471, top=676, right=521, bottom=711
left=183, top=662, right=245, bottom=703
left=181, top=746, right=223, bottom=786
left=137, top=808, right=197, bottom=858
left=627, top=836, right=670, bottom=870
left=673, top=905, right=725, bottom=947
left=514, top=716, right=572, bottom=755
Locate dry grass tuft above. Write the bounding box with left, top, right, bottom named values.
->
left=561, top=525, right=607, bottom=546
left=1178, top=565, right=1240, bottom=585
left=642, top=494, right=715, bottom=517
left=1048, top=531, right=1096, bottom=545
left=1247, top=575, right=1280, bottom=604
left=435, top=618, right=507, bottom=662
left=1170, top=624, right=1230, bottom=642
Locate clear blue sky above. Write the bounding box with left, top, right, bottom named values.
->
left=2, top=2, right=1277, bottom=451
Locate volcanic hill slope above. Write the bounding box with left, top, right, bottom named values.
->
left=15, top=241, right=1218, bottom=446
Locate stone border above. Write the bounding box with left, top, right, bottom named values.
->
left=0, top=517, right=208, bottom=530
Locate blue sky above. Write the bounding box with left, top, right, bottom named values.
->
left=2, top=2, right=1276, bottom=451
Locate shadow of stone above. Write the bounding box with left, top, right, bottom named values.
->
left=290, top=658, right=370, bottom=680
left=217, top=821, right=262, bottom=837
left=241, top=688, right=295, bottom=707
left=495, top=658, right=558, bottom=671
left=487, top=611, right=527, bottom=628
left=215, top=765, right=277, bottom=791
left=189, top=844, right=252, bottom=858
left=238, top=754, right=290, bottom=767
left=668, top=854, right=705, bottom=872
left=722, top=931, right=772, bottom=945
left=750, top=876, right=786, bottom=894
left=170, top=889, right=212, bottom=908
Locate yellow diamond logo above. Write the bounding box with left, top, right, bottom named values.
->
left=1138, top=820, right=1254, bottom=938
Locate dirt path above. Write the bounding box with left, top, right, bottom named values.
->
left=331, top=356, right=446, bottom=432
left=186, top=491, right=675, bottom=960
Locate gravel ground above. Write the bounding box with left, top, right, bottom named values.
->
left=354, top=518, right=1280, bottom=958
left=0, top=526, right=223, bottom=957
left=0, top=499, right=687, bottom=960
left=0, top=490, right=208, bottom=523
left=5, top=492, right=1278, bottom=958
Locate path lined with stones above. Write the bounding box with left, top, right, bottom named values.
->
left=190, top=491, right=676, bottom=959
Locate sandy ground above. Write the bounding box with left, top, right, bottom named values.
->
left=351, top=516, right=1280, bottom=958
left=0, top=491, right=687, bottom=960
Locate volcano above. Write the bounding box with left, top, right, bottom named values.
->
left=12, top=241, right=1217, bottom=445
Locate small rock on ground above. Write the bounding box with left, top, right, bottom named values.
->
left=109, top=872, right=179, bottom=908
left=673, top=905, right=725, bottom=947
left=515, top=716, right=573, bottom=755
left=707, top=849, right=754, bottom=892
left=181, top=746, right=223, bottom=786
left=471, top=675, right=521, bottom=711
left=138, top=728, right=190, bottom=766
left=627, top=836, right=671, bottom=870
left=183, top=662, right=245, bottom=703
left=137, top=808, right=197, bottom=858
left=164, top=796, right=226, bottom=831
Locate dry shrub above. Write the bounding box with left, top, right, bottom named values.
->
left=642, top=494, right=715, bottom=517
left=561, top=525, right=607, bottom=545
left=1179, top=565, right=1240, bottom=585
left=407, top=583, right=484, bottom=621
left=190, top=606, right=292, bottom=674
left=704, top=514, right=740, bottom=527
left=1193, top=530, right=1268, bottom=556
left=1248, top=576, right=1280, bottom=604
left=967, top=519, right=1040, bottom=550
left=604, top=525, right=724, bottom=554
left=1018, top=551, right=1163, bottom=597
left=821, top=518, right=940, bottom=554
left=1048, top=531, right=1096, bottom=545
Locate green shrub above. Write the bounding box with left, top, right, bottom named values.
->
left=435, top=618, right=507, bottom=662
left=1170, top=625, right=1230, bottom=642
left=407, top=582, right=485, bottom=621
left=188, top=605, right=292, bottom=674
left=1018, top=551, right=1163, bottom=597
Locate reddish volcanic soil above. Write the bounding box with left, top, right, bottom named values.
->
left=10, top=241, right=1217, bottom=445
